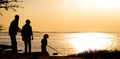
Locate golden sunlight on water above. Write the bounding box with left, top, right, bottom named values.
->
left=66, top=32, right=114, bottom=53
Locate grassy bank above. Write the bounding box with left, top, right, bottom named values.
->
left=0, top=44, right=120, bottom=59
left=0, top=50, right=120, bottom=59
left=68, top=49, right=120, bottom=58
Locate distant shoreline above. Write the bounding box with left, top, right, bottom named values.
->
left=1, top=31, right=120, bottom=33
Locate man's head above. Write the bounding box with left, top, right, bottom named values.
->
left=15, top=15, right=19, bottom=20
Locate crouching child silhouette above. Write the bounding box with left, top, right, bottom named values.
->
left=41, top=34, right=49, bottom=56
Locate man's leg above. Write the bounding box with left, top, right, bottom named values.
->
left=24, top=41, right=27, bottom=53
left=10, top=35, right=18, bottom=53
left=28, top=40, right=31, bottom=53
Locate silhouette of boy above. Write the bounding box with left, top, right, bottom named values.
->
left=41, top=34, right=49, bottom=52
left=21, top=19, right=33, bottom=53
left=9, top=15, right=21, bottom=53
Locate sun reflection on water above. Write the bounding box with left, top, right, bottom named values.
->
left=66, top=32, right=114, bottom=53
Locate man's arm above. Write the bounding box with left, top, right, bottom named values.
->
left=31, top=26, right=33, bottom=40
left=17, top=27, right=21, bottom=32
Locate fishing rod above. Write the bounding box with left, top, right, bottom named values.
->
left=47, top=45, right=63, bottom=56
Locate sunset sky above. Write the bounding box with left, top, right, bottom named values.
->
left=1, top=0, right=120, bottom=32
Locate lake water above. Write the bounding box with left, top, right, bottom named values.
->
left=0, top=32, right=120, bottom=56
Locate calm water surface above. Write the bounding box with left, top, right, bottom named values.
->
left=0, top=32, right=120, bottom=56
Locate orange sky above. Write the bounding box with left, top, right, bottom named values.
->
left=1, top=0, right=120, bottom=32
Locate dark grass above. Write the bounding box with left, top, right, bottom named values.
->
left=1, top=44, right=120, bottom=59
left=0, top=50, right=120, bottom=59
left=67, top=49, right=120, bottom=58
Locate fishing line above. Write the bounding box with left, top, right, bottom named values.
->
left=47, top=45, right=63, bottom=56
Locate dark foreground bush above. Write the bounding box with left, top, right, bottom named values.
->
left=68, top=49, right=120, bottom=58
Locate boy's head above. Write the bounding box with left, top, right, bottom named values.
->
left=44, top=34, right=49, bottom=38
left=26, top=19, right=31, bottom=24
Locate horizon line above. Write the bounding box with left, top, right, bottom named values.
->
left=1, top=31, right=120, bottom=33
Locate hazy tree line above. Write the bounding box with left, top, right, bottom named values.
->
left=0, top=0, right=23, bottom=16
left=0, top=0, right=23, bottom=32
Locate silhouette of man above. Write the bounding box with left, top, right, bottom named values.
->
left=21, top=19, right=33, bottom=53
left=41, top=34, right=49, bottom=52
left=9, top=15, right=21, bottom=53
